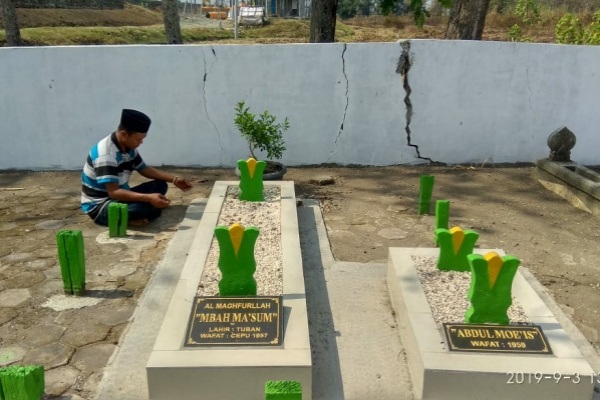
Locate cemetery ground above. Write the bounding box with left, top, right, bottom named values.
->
left=1, top=164, right=600, bottom=398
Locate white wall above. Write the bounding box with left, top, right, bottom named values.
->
left=0, top=40, right=599, bottom=170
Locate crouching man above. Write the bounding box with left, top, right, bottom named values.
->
left=81, top=109, right=192, bottom=227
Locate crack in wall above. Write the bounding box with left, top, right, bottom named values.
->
left=524, top=65, right=534, bottom=114
left=397, top=41, right=439, bottom=164
left=327, top=43, right=349, bottom=162
left=202, top=46, right=224, bottom=163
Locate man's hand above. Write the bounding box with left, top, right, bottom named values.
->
left=148, top=193, right=171, bottom=209
left=173, top=177, right=193, bottom=192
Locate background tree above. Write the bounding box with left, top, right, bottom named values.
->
left=444, top=0, right=491, bottom=39
left=338, top=0, right=374, bottom=19
left=381, top=0, right=447, bottom=26
left=309, top=0, right=338, bottom=42
left=162, top=0, right=183, bottom=44
left=380, top=0, right=490, bottom=40
left=1, top=0, right=22, bottom=46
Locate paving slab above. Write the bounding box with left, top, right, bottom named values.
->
left=44, top=365, right=80, bottom=396
left=0, top=345, right=27, bottom=367
left=0, top=288, right=31, bottom=306
left=22, top=342, right=75, bottom=369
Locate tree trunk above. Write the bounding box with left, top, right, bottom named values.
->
left=309, top=0, right=337, bottom=43
left=1, top=0, right=22, bottom=46
left=162, top=0, right=183, bottom=44
left=444, top=0, right=490, bottom=40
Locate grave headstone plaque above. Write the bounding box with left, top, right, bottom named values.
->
left=185, top=296, right=283, bottom=347
left=443, top=323, right=552, bottom=354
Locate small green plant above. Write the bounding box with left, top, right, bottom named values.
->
left=514, top=0, right=540, bottom=26
left=555, top=13, right=584, bottom=44
left=507, top=24, right=523, bottom=41
left=506, top=23, right=532, bottom=42
left=234, top=101, right=290, bottom=160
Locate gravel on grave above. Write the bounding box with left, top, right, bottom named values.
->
left=412, top=255, right=531, bottom=326
left=197, top=186, right=283, bottom=297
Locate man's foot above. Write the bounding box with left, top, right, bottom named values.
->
left=129, top=218, right=149, bottom=227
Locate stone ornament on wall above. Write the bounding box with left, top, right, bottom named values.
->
left=547, top=126, right=576, bottom=162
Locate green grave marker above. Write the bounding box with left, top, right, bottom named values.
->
left=238, top=158, right=267, bottom=202
left=214, top=223, right=259, bottom=296
left=418, top=175, right=434, bottom=215
left=465, top=252, right=520, bottom=325
left=0, top=365, right=45, bottom=400
left=108, top=202, right=128, bottom=237
left=435, top=226, right=479, bottom=272
left=265, top=380, right=302, bottom=400
left=434, top=199, right=450, bottom=245
left=435, top=200, right=450, bottom=230
left=56, top=230, right=86, bottom=295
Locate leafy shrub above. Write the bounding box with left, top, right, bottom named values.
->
left=582, top=10, right=600, bottom=44
left=555, top=13, right=584, bottom=43
left=515, top=0, right=541, bottom=25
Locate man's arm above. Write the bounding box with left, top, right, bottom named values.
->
left=105, top=182, right=170, bottom=209
left=138, top=166, right=174, bottom=182
left=139, top=166, right=192, bottom=191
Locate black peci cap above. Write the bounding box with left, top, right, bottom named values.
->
left=120, top=109, right=151, bottom=133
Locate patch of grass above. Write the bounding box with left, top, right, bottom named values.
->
left=19, top=26, right=163, bottom=45
left=240, top=18, right=310, bottom=39
left=1, top=25, right=234, bottom=46
left=2, top=4, right=162, bottom=29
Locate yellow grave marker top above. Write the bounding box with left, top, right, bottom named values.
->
left=246, top=157, right=258, bottom=179
left=485, top=251, right=503, bottom=288
left=228, top=223, right=245, bottom=256
left=450, top=226, right=464, bottom=253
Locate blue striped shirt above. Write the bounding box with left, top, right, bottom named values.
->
left=80, top=132, right=146, bottom=213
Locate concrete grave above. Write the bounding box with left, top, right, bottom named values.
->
left=387, top=247, right=595, bottom=400
left=146, top=181, right=311, bottom=400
